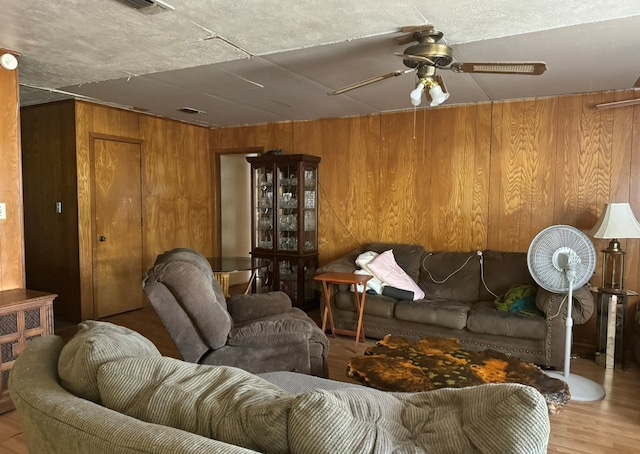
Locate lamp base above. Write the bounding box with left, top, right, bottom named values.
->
left=544, top=371, right=605, bottom=402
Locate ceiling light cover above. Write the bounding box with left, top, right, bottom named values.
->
left=0, top=53, right=18, bottom=71
left=428, top=83, right=449, bottom=107
left=410, top=82, right=425, bottom=106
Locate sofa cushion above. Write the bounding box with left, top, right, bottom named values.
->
left=467, top=301, right=546, bottom=340
left=419, top=251, right=482, bottom=302
left=288, top=385, right=549, bottom=454
left=365, top=243, right=426, bottom=282
left=394, top=300, right=474, bottom=330
left=58, top=321, right=161, bottom=403
left=367, top=250, right=425, bottom=300
left=98, top=357, right=294, bottom=454
left=479, top=251, right=536, bottom=301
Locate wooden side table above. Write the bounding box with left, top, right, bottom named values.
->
left=0, top=289, right=56, bottom=414
left=314, top=272, right=372, bottom=352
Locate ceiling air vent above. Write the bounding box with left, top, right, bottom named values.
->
left=177, top=107, right=206, bottom=115
left=118, top=0, right=175, bottom=15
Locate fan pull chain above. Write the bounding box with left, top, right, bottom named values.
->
left=413, top=105, right=417, bottom=139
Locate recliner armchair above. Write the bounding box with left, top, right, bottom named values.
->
left=142, top=248, right=329, bottom=377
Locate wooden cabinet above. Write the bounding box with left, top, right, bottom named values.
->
left=246, top=154, right=320, bottom=310
left=0, top=289, right=56, bottom=414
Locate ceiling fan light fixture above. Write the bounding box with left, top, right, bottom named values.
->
left=425, top=78, right=449, bottom=107
left=410, top=81, right=425, bottom=106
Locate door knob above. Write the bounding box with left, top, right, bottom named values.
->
left=99, top=236, right=107, bottom=242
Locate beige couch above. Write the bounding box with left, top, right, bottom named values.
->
left=316, top=243, right=595, bottom=369
left=10, top=321, right=551, bottom=454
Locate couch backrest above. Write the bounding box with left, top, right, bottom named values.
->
left=417, top=250, right=536, bottom=303
left=364, top=243, right=426, bottom=282
left=10, top=336, right=258, bottom=454
left=418, top=251, right=482, bottom=302
left=479, top=251, right=536, bottom=301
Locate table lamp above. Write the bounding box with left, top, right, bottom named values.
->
left=588, top=202, right=640, bottom=292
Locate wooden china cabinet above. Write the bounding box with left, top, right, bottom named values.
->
left=246, top=154, right=320, bottom=310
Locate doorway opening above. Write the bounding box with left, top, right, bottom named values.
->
left=218, top=151, right=259, bottom=286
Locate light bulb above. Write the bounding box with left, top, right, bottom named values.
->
left=410, top=82, right=425, bottom=106
left=428, top=83, right=449, bottom=107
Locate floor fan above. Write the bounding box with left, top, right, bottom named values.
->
left=527, top=225, right=606, bottom=401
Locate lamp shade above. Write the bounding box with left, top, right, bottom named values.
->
left=588, top=203, right=640, bottom=239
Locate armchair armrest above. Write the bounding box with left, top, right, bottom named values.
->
left=227, top=291, right=292, bottom=323
left=536, top=285, right=594, bottom=324
left=227, top=318, right=314, bottom=347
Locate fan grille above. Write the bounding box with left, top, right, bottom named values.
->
left=527, top=225, right=597, bottom=293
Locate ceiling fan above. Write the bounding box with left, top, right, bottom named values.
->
left=328, top=25, right=548, bottom=107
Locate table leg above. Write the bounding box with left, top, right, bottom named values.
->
left=213, top=272, right=230, bottom=298
left=243, top=269, right=259, bottom=294
left=321, top=281, right=336, bottom=336
left=605, top=294, right=618, bottom=370
left=354, top=289, right=368, bottom=352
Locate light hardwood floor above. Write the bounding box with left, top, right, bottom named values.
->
left=2, top=305, right=640, bottom=453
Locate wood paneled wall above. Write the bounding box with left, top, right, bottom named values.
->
left=21, top=101, right=213, bottom=321
left=140, top=115, right=213, bottom=265
left=0, top=59, right=24, bottom=290
left=211, top=89, right=640, bottom=348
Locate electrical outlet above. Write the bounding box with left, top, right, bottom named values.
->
left=56, top=201, right=62, bottom=213
left=0, top=203, right=6, bottom=220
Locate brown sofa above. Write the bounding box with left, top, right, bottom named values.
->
left=316, top=243, right=595, bottom=369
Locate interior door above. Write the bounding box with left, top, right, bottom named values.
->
left=93, top=138, right=143, bottom=318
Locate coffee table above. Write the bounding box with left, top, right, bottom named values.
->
left=347, top=335, right=570, bottom=415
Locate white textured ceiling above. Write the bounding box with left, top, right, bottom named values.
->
left=3, top=0, right=640, bottom=127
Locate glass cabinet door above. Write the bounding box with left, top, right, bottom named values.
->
left=301, top=164, right=317, bottom=251
left=253, top=165, right=274, bottom=251
left=275, top=255, right=318, bottom=307
left=277, top=162, right=299, bottom=252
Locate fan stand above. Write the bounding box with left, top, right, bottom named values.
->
left=543, top=270, right=605, bottom=402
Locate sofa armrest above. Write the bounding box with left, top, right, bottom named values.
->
left=314, top=247, right=364, bottom=292
left=227, top=291, right=292, bottom=323
left=227, top=319, right=311, bottom=347
left=316, top=247, right=364, bottom=274
left=535, top=285, right=594, bottom=324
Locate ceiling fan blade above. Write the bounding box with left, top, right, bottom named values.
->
left=394, top=53, right=436, bottom=65
left=595, top=98, right=640, bottom=110
left=328, top=69, right=413, bottom=95
left=449, top=62, right=548, bottom=75
left=393, top=25, right=434, bottom=45
left=400, top=25, right=434, bottom=33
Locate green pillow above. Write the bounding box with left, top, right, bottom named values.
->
left=495, top=284, right=542, bottom=316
